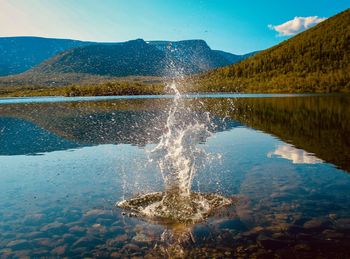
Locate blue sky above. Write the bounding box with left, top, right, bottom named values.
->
left=0, top=0, right=348, bottom=54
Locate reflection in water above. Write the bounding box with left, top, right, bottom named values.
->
left=268, top=144, right=323, bottom=164
left=1, top=95, right=349, bottom=171
left=1, top=95, right=350, bottom=258
left=206, top=95, right=350, bottom=172
left=0, top=100, right=242, bottom=152
left=0, top=117, right=80, bottom=155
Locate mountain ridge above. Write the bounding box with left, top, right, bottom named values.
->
left=0, top=37, right=254, bottom=81
left=0, top=36, right=94, bottom=76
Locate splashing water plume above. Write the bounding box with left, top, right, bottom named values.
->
left=117, top=59, right=234, bottom=224
left=151, top=81, right=210, bottom=195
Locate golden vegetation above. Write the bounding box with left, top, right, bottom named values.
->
left=0, top=80, right=165, bottom=97
left=195, top=9, right=350, bottom=93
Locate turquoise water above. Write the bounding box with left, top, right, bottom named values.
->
left=0, top=95, right=349, bottom=258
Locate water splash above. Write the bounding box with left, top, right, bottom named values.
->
left=117, top=79, right=233, bottom=223
left=149, top=81, right=212, bottom=196
left=117, top=49, right=234, bottom=223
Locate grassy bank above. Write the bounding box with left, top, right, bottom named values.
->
left=0, top=81, right=165, bottom=97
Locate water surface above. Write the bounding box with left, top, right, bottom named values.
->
left=0, top=94, right=350, bottom=258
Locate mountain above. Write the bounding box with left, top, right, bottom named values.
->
left=148, top=40, right=255, bottom=73
left=197, top=8, right=350, bottom=93
left=0, top=37, right=257, bottom=86
left=0, top=36, right=93, bottom=76
left=29, top=39, right=247, bottom=78
left=30, top=39, right=171, bottom=77
left=0, top=37, right=254, bottom=82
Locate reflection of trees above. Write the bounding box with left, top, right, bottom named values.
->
left=0, top=99, right=241, bottom=149
left=204, top=96, right=350, bottom=172
left=1, top=96, right=349, bottom=172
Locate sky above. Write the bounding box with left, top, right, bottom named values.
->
left=0, top=0, right=348, bottom=54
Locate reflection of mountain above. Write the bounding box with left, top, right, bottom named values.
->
left=0, top=117, right=80, bottom=155
left=203, top=96, right=350, bottom=172
left=1, top=96, right=349, bottom=173
left=59, top=111, right=241, bottom=145
left=0, top=100, right=242, bottom=155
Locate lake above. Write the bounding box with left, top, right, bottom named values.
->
left=0, top=94, right=350, bottom=258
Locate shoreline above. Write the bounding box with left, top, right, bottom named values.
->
left=0, top=93, right=346, bottom=105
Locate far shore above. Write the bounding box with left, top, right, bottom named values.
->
left=0, top=92, right=347, bottom=105
left=1, top=83, right=349, bottom=98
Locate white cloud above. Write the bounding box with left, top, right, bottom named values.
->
left=268, top=16, right=327, bottom=36
left=267, top=144, right=323, bottom=164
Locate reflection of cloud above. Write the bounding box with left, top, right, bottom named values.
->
left=268, top=145, right=323, bottom=164
left=268, top=16, right=327, bottom=36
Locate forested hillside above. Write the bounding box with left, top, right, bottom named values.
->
left=197, top=9, right=350, bottom=93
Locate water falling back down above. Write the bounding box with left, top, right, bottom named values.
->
left=117, top=81, right=235, bottom=224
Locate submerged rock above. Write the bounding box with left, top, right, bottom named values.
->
left=335, top=218, right=350, bottom=230
left=13, top=249, right=31, bottom=257
left=274, top=213, right=288, bottom=220
left=62, top=233, right=76, bottom=243
left=322, top=229, right=344, bottom=239
left=24, top=213, right=46, bottom=225
left=25, top=231, right=45, bottom=239
left=122, top=243, right=140, bottom=252
left=132, top=233, right=153, bottom=243
left=31, top=249, right=50, bottom=257
left=110, top=252, right=122, bottom=258
left=34, top=237, right=54, bottom=247
left=115, top=234, right=128, bottom=242
left=257, top=236, right=287, bottom=250
left=7, top=239, right=30, bottom=250
left=40, top=222, right=66, bottom=233
left=51, top=245, right=67, bottom=256
left=303, top=219, right=329, bottom=230
left=106, top=234, right=129, bottom=247
left=294, top=243, right=312, bottom=252
left=72, top=236, right=103, bottom=248
left=84, top=209, right=112, bottom=222
left=69, top=225, right=85, bottom=234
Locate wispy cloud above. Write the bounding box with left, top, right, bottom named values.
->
left=268, top=16, right=327, bottom=36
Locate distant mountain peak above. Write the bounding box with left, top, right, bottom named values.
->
left=126, top=38, right=147, bottom=45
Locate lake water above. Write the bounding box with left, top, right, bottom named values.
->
left=0, top=94, right=350, bottom=258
